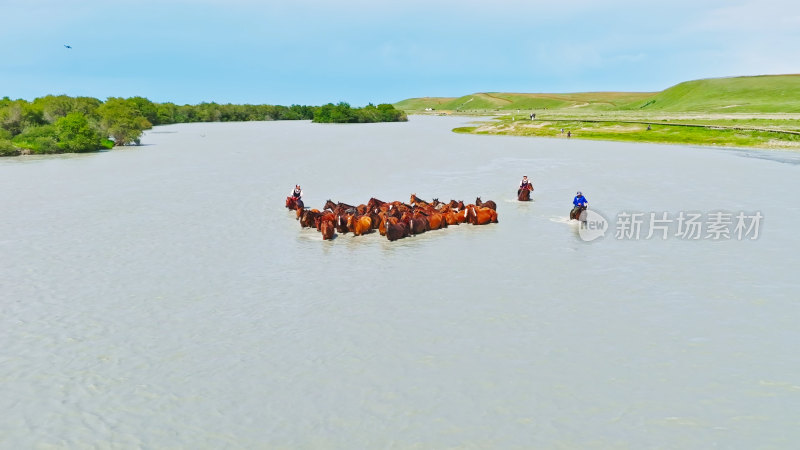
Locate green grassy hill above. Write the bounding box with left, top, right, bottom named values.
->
left=393, top=97, right=457, bottom=110
left=395, top=75, right=800, bottom=114
left=396, top=92, right=655, bottom=112
left=621, top=75, right=800, bottom=113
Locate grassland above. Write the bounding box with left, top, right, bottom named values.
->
left=395, top=75, right=800, bottom=150
left=394, top=91, right=656, bottom=112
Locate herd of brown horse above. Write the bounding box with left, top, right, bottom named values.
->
left=285, top=194, right=498, bottom=241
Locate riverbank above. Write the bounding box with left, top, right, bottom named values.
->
left=0, top=97, right=406, bottom=157
left=396, top=74, right=800, bottom=150
left=451, top=112, right=800, bottom=150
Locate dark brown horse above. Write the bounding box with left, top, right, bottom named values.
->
left=367, top=209, right=382, bottom=230
left=334, top=210, right=352, bottom=234
left=385, top=218, right=409, bottom=241
left=402, top=212, right=429, bottom=235
left=475, top=197, right=497, bottom=211
left=446, top=200, right=465, bottom=211
left=518, top=185, right=533, bottom=201
left=299, top=209, right=322, bottom=228
left=388, top=201, right=412, bottom=214
left=570, top=206, right=587, bottom=222
left=367, top=197, right=386, bottom=211
left=324, top=200, right=355, bottom=214
left=323, top=199, right=338, bottom=212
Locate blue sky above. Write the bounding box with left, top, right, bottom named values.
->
left=2, top=0, right=799, bottom=105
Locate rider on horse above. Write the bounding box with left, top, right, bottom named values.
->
left=290, top=185, right=303, bottom=200
left=517, top=176, right=533, bottom=196
left=286, top=184, right=304, bottom=210
left=573, top=191, right=588, bottom=208
left=569, top=191, right=588, bottom=220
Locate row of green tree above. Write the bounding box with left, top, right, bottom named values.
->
left=0, top=96, right=406, bottom=156
left=313, top=102, right=407, bottom=123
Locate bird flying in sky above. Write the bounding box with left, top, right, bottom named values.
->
left=64, top=44, right=72, bottom=49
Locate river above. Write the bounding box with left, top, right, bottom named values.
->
left=1, top=116, right=798, bottom=448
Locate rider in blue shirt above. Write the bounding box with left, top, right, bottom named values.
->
left=573, top=191, right=588, bottom=207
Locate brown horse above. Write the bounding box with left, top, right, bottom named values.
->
left=335, top=211, right=351, bottom=234
left=367, top=197, right=386, bottom=211
left=320, top=219, right=335, bottom=240
left=442, top=209, right=459, bottom=226
left=475, top=197, right=497, bottom=211
left=454, top=209, right=467, bottom=224
left=385, top=218, right=409, bottom=241
left=323, top=199, right=338, bottom=212
left=347, top=213, right=372, bottom=236
left=570, top=206, right=587, bottom=221
left=447, top=200, right=465, bottom=211
left=366, top=209, right=382, bottom=230
left=517, top=185, right=533, bottom=201
left=299, top=209, right=322, bottom=228
left=315, top=211, right=336, bottom=231
left=288, top=197, right=304, bottom=213
left=410, top=193, right=430, bottom=208
left=324, top=200, right=355, bottom=214
left=421, top=209, right=446, bottom=230
left=466, top=205, right=498, bottom=225
left=402, top=212, right=429, bottom=235
left=377, top=211, right=390, bottom=236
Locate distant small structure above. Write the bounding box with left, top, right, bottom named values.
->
left=424, top=107, right=435, bottom=111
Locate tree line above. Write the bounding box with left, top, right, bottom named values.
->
left=312, top=102, right=407, bottom=123
left=0, top=96, right=406, bottom=156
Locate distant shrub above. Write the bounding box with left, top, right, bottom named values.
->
left=0, top=139, right=20, bottom=156
left=30, top=136, right=59, bottom=154
left=640, top=100, right=656, bottom=109
left=11, top=124, right=59, bottom=153
left=56, top=112, right=103, bottom=152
